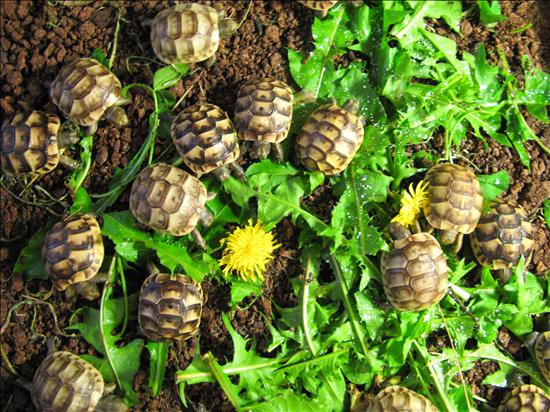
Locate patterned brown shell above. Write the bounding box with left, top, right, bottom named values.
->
left=298, top=1, right=338, bottom=11
left=43, top=214, right=104, bottom=292
left=235, top=78, right=294, bottom=143
left=139, top=272, right=203, bottom=342
left=366, top=386, right=439, bottom=412
left=50, top=58, right=122, bottom=127
left=129, top=163, right=207, bottom=236
left=470, top=201, right=534, bottom=270
left=534, top=331, right=550, bottom=384
left=381, top=232, right=448, bottom=311
left=31, top=351, right=104, bottom=412
left=150, top=3, right=220, bottom=65
left=1, top=111, right=60, bottom=175
left=171, top=103, right=239, bottom=176
left=497, top=385, right=550, bottom=412
left=296, top=102, right=364, bottom=176
left=424, top=163, right=483, bottom=235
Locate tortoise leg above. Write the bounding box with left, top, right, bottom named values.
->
left=251, top=141, right=271, bottom=160
left=452, top=233, right=463, bottom=254
left=72, top=281, right=101, bottom=301
left=95, top=394, right=128, bottom=412
left=271, top=143, right=284, bottom=162
left=202, top=55, right=216, bottom=68
left=228, top=162, right=246, bottom=181
left=59, top=154, right=80, bottom=170
left=425, top=223, right=434, bottom=234
left=199, top=207, right=214, bottom=227
left=447, top=287, right=478, bottom=322
left=104, top=106, right=129, bottom=128
left=497, top=267, right=513, bottom=285
left=84, top=123, right=98, bottom=136
left=192, top=228, right=207, bottom=250
left=212, top=166, right=231, bottom=181
left=413, top=220, right=422, bottom=234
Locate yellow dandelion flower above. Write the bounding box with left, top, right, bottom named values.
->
left=391, top=180, right=430, bottom=228
left=219, top=220, right=280, bottom=282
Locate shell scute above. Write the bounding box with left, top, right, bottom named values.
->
left=497, top=385, right=550, bottom=412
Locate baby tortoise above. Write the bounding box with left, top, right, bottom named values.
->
left=234, top=78, right=294, bottom=161
left=497, top=384, right=550, bottom=412
left=470, top=200, right=534, bottom=283
left=381, top=222, right=448, bottom=311
left=361, top=386, right=439, bottom=412
left=525, top=331, right=550, bottom=385
left=1, top=110, right=79, bottom=175
left=22, top=339, right=127, bottom=412
left=296, top=99, right=364, bottom=176
left=150, top=3, right=237, bottom=66
left=424, top=163, right=483, bottom=252
left=139, top=264, right=204, bottom=342
left=129, top=163, right=212, bottom=249
left=43, top=213, right=105, bottom=300
left=50, top=57, right=129, bottom=134
left=171, top=103, right=244, bottom=180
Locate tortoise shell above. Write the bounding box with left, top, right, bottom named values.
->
left=129, top=163, right=207, bottom=236
left=497, top=385, right=550, bottom=412
left=381, top=232, right=448, bottom=311
left=298, top=1, right=338, bottom=11
left=139, top=272, right=203, bottom=341
left=1, top=111, right=60, bottom=175
left=171, top=103, right=239, bottom=176
left=296, top=101, right=364, bottom=176
left=424, top=163, right=483, bottom=235
left=31, top=351, right=104, bottom=412
left=150, top=3, right=220, bottom=65
left=43, top=214, right=104, bottom=292
left=366, top=386, right=439, bottom=412
left=534, top=331, right=550, bottom=384
left=50, top=58, right=122, bottom=127
left=470, top=200, right=534, bottom=270
left=234, top=78, right=294, bottom=143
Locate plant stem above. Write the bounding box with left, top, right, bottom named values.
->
left=116, top=256, right=129, bottom=337
left=328, top=255, right=368, bottom=357
left=301, top=255, right=316, bottom=355
left=108, top=11, right=122, bottom=70
left=205, top=353, right=242, bottom=411
left=149, top=341, right=169, bottom=396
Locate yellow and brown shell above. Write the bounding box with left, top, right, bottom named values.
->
left=381, top=232, right=448, bottom=311
left=470, top=200, right=534, bottom=270
left=296, top=101, right=364, bottom=176
left=171, top=103, right=239, bottom=176
left=150, top=3, right=220, bottom=65
left=50, top=58, right=122, bottom=127
left=534, top=331, right=550, bottom=384
left=129, top=163, right=207, bottom=236
left=139, top=272, right=203, bottom=341
left=31, top=351, right=104, bottom=412
left=497, top=384, right=550, bottom=412
left=235, top=78, right=294, bottom=143
left=42, top=213, right=104, bottom=292
left=1, top=111, right=61, bottom=175
left=366, top=386, right=439, bottom=412
left=424, top=163, right=483, bottom=235
left=298, top=1, right=338, bottom=12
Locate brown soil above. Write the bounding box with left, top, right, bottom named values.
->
left=0, top=1, right=548, bottom=411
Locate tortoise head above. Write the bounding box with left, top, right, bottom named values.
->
left=387, top=222, right=411, bottom=240
left=440, top=229, right=458, bottom=245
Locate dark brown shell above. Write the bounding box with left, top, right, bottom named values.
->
left=497, top=385, right=550, bottom=412
left=235, top=78, right=294, bottom=143
left=471, top=200, right=534, bottom=270
left=50, top=58, right=122, bottom=127
left=381, top=232, right=448, bottom=311
left=366, top=386, right=439, bottom=412
left=534, top=331, right=550, bottom=384
left=1, top=111, right=61, bottom=175
left=139, top=272, right=203, bottom=342
left=150, top=3, right=220, bottom=65
left=296, top=101, right=364, bottom=176
left=424, top=163, right=483, bottom=235
left=129, top=163, right=207, bottom=236
left=31, top=351, right=104, bottom=412
left=171, top=103, right=239, bottom=176
left=42, top=214, right=104, bottom=292
left=298, top=1, right=338, bottom=11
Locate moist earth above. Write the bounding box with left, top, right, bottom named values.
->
left=0, top=1, right=548, bottom=411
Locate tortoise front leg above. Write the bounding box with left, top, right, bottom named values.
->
left=212, top=166, right=231, bottom=181
left=271, top=142, right=284, bottom=162
left=452, top=233, right=464, bottom=254
left=497, top=267, right=514, bottom=285
left=228, top=162, right=246, bottom=181
left=192, top=228, right=207, bottom=250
